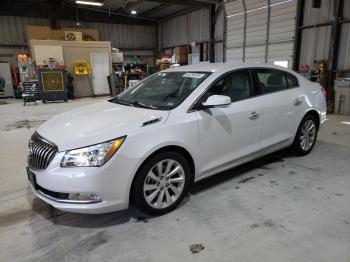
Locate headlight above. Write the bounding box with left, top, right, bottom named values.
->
left=61, top=136, right=126, bottom=167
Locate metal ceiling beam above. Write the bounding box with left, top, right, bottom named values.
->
left=69, top=4, right=158, bottom=22
left=0, top=1, right=157, bottom=25
left=140, top=3, right=170, bottom=17
left=115, top=0, right=143, bottom=12
left=146, top=0, right=210, bottom=8
left=159, top=6, right=202, bottom=21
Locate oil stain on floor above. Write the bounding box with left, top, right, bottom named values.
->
left=4, top=120, right=45, bottom=131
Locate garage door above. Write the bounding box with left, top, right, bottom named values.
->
left=225, top=0, right=297, bottom=68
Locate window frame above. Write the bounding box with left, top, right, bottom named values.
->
left=253, top=68, right=300, bottom=95
left=189, top=68, right=259, bottom=112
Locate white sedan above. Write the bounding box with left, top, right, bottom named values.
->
left=27, top=63, right=327, bottom=215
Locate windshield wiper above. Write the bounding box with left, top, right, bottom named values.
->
left=130, top=100, right=159, bottom=110
left=112, top=97, right=159, bottom=109
left=111, top=98, right=133, bottom=106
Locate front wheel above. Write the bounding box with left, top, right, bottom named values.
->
left=291, top=114, right=318, bottom=156
left=131, top=152, right=191, bottom=215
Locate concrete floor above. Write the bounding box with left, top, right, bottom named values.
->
left=0, top=98, right=350, bottom=262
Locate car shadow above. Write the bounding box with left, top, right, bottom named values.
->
left=30, top=197, right=150, bottom=229
left=30, top=149, right=294, bottom=228
left=190, top=149, right=293, bottom=195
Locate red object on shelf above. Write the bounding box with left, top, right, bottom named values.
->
left=161, top=54, right=172, bottom=59
left=298, top=65, right=310, bottom=73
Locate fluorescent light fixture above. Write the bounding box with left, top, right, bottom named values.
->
left=131, top=10, right=137, bottom=15
left=341, top=121, right=350, bottom=125
left=75, top=0, right=104, bottom=6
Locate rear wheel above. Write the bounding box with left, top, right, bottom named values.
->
left=131, top=152, right=191, bottom=215
left=291, top=114, right=318, bottom=156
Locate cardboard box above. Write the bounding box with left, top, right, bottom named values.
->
left=175, top=46, right=188, bottom=55
left=176, top=54, right=188, bottom=63
left=26, top=26, right=99, bottom=42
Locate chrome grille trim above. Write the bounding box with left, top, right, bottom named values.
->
left=28, top=132, right=58, bottom=170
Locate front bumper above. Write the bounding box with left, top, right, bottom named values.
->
left=27, top=152, right=144, bottom=214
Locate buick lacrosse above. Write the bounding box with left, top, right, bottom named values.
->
left=27, top=63, right=326, bottom=215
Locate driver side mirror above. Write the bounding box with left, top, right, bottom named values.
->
left=201, top=95, right=231, bottom=108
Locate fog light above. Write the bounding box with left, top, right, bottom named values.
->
left=68, top=193, right=102, bottom=202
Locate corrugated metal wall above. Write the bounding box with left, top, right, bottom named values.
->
left=299, top=26, right=331, bottom=66
left=225, top=0, right=297, bottom=67
left=225, top=0, right=244, bottom=61
left=60, top=20, right=156, bottom=49
left=0, top=16, right=157, bottom=66
left=160, top=9, right=210, bottom=48
left=298, top=0, right=333, bottom=67
left=245, top=0, right=268, bottom=62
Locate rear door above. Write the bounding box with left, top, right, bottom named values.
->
left=254, top=68, right=303, bottom=149
left=195, top=69, right=263, bottom=176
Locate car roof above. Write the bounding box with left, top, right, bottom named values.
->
left=163, top=62, right=292, bottom=73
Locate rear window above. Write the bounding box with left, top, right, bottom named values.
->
left=256, top=69, right=299, bottom=94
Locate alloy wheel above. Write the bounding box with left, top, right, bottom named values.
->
left=300, top=119, right=316, bottom=151
left=143, top=159, right=185, bottom=209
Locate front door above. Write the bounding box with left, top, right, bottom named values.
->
left=91, top=53, right=110, bottom=95
left=195, top=70, right=262, bottom=177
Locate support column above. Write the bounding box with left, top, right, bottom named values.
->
left=326, top=0, right=344, bottom=97
left=292, top=0, right=305, bottom=70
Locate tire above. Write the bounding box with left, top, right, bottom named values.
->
left=131, top=151, right=191, bottom=215
left=291, top=114, right=319, bottom=156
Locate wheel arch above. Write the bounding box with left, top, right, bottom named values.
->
left=304, top=109, right=320, bottom=129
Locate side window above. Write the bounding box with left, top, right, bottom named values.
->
left=285, top=73, right=299, bottom=88
left=206, top=70, right=253, bottom=102
left=256, top=69, right=288, bottom=94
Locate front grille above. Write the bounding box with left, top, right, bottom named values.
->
left=28, top=132, right=57, bottom=170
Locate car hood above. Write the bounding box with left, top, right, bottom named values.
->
left=37, top=101, right=170, bottom=151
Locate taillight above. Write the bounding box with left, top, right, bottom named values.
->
left=321, top=87, right=327, bottom=97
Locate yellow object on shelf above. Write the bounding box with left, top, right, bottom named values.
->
left=74, top=61, right=91, bottom=76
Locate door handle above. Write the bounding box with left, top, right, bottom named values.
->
left=294, top=98, right=303, bottom=106
left=249, top=112, right=260, bottom=120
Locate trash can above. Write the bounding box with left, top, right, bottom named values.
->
left=334, top=78, right=350, bottom=116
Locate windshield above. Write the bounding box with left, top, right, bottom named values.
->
left=110, top=71, right=211, bottom=110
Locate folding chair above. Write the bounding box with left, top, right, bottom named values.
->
left=23, top=83, right=38, bottom=106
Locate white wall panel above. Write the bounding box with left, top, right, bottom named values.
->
left=226, top=47, right=243, bottom=62
left=337, top=23, right=350, bottom=70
